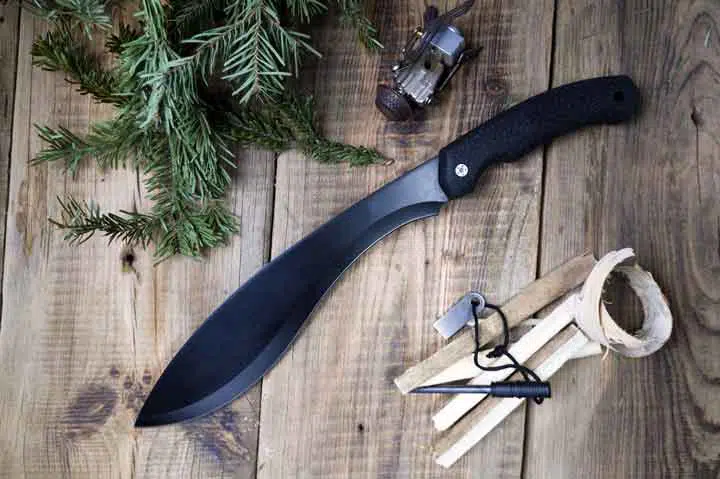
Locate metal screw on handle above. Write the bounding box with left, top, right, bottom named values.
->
left=455, top=163, right=469, bottom=177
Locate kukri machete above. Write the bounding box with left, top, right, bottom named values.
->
left=136, top=76, right=640, bottom=427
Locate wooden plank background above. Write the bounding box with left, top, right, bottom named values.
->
left=0, top=1, right=718, bottom=478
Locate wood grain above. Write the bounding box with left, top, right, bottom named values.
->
left=525, top=1, right=720, bottom=477
left=256, top=1, right=553, bottom=477
left=0, top=13, right=140, bottom=477
left=0, top=1, right=20, bottom=327
left=0, top=12, right=274, bottom=478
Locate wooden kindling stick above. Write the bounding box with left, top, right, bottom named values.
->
left=420, top=336, right=601, bottom=387
left=394, top=252, right=597, bottom=394
left=433, top=325, right=589, bottom=468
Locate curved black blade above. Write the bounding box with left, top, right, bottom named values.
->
left=136, top=158, right=448, bottom=426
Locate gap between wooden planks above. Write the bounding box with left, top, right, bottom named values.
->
left=0, top=1, right=21, bottom=328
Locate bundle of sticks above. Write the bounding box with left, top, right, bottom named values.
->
left=394, top=249, right=673, bottom=468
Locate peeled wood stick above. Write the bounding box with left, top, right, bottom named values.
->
left=394, top=252, right=596, bottom=393
left=421, top=341, right=601, bottom=386
left=420, top=349, right=494, bottom=386
left=422, top=316, right=562, bottom=387
left=432, top=295, right=577, bottom=431
left=421, top=317, right=602, bottom=387
left=571, top=341, right=602, bottom=359
left=433, top=325, right=589, bottom=468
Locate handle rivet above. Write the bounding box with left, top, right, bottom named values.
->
left=455, top=163, right=469, bottom=177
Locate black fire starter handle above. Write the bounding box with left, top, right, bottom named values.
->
left=411, top=381, right=552, bottom=398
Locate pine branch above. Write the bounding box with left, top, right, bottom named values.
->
left=285, top=0, right=327, bottom=23
left=166, top=105, right=235, bottom=199
left=184, top=0, right=321, bottom=103
left=33, top=114, right=143, bottom=173
left=117, top=0, right=190, bottom=128
left=226, top=93, right=385, bottom=165
left=335, top=0, right=383, bottom=51
left=225, top=107, right=293, bottom=151
left=31, top=0, right=386, bottom=260
left=51, top=197, right=159, bottom=246
left=47, top=123, right=239, bottom=259
left=27, top=0, right=113, bottom=36
left=51, top=194, right=238, bottom=260
left=33, top=125, right=89, bottom=173
left=106, top=22, right=141, bottom=54
left=117, top=0, right=234, bottom=201
left=167, top=0, right=227, bottom=42
left=31, top=24, right=123, bottom=104
left=301, top=138, right=385, bottom=165
left=153, top=200, right=238, bottom=260
left=276, top=93, right=384, bottom=165
left=272, top=89, right=317, bottom=141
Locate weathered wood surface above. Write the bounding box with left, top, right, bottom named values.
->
left=0, top=10, right=274, bottom=479
left=1, top=1, right=719, bottom=478
left=0, top=1, right=20, bottom=322
left=525, top=1, right=720, bottom=478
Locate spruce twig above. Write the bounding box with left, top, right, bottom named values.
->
left=51, top=196, right=159, bottom=247
left=335, top=0, right=383, bottom=50
left=226, top=93, right=385, bottom=165
left=183, top=1, right=322, bottom=103
left=275, top=93, right=385, bottom=165
left=168, top=0, right=226, bottom=42
left=33, top=113, right=143, bottom=174
left=302, top=138, right=386, bottom=165
left=27, top=0, right=113, bottom=36
left=31, top=23, right=123, bottom=104
left=106, top=22, right=141, bottom=54
left=285, top=0, right=327, bottom=22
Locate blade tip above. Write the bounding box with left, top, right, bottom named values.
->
left=134, top=408, right=168, bottom=428
left=134, top=406, right=189, bottom=428
left=134, top=415, right=172, bottom=428
left=134, top=414, right=151, bottom=428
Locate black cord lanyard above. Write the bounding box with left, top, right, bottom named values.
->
left=472, top=300, right=545, bottom=404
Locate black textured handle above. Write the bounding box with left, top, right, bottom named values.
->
left=490, top=381, right=552, bottom=398
left=438, top=75, right=640, bottom=199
